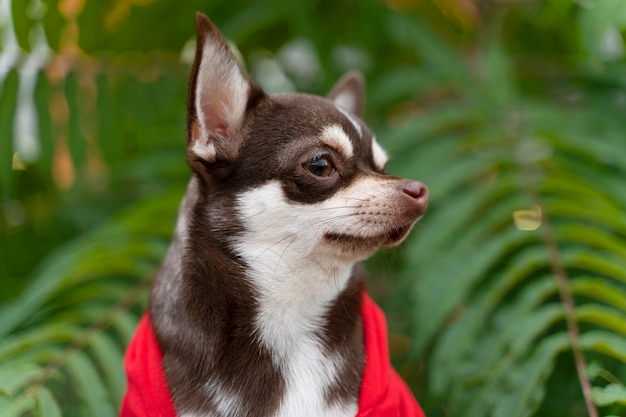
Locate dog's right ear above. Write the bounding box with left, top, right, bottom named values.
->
left=187, top=13, right=262, bottom=166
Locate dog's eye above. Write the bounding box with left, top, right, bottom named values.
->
left=306, top=156, right=336, bottom=177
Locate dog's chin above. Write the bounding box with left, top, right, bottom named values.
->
left=324, top=221, right=416, bottom=256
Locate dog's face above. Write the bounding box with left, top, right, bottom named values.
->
left=186, top=14, right=427, bottom=270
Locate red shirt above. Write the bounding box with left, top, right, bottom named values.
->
left=121, top=293, right=425, bottom=417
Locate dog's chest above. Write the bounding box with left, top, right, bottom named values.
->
left=271, top=337, right=357, bottom=417
left=178, top=300, right=357, bottom=417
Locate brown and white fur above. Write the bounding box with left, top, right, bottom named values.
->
left=149, top=13, right=428, bottom=417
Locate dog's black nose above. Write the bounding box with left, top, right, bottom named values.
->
left=402, top=180, right=429, bottom=214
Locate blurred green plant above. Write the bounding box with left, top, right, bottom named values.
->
left=1, top=1, right=625, bottom=416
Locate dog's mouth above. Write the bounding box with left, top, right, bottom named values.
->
left=383, top=222, right=413, bottom=246
left=325, top=221, right=416, bottom=249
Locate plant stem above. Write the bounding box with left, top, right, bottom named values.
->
left=537, top=206, right=598, bottom=417
left=512, top=102, right=598, bottom=417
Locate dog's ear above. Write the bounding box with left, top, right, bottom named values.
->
left=187, top=13, right=263, bottom=164
left=327, top=71, right=365, bottom=117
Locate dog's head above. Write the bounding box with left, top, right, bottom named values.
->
left=186, top=14, right=427, bottom=267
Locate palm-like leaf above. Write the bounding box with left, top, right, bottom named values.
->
left=378, top=43, right=626, bottom=417
left=0, top=189, right=182, bottom=416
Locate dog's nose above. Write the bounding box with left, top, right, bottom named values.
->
left=401, top=180, right=428, bottom=213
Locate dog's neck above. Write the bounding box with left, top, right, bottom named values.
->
left=151, top=177, right=365, bottom=417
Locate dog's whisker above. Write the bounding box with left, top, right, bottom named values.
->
left=337, top=196, right=369, bottom=202
left=314, top=205, right=363, bottom=211
left=253, top=235, right=296, bottom=261
left=271, top=235, right=298, bottom=281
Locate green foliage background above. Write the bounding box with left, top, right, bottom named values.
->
left=1, top=0, right=626, bottom=416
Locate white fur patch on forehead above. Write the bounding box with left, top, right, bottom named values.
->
left=321, top=124, right=354, bottom=159
left=336, top=106, right=362, bottom=138
left=371, top=136, right=388, bottom=171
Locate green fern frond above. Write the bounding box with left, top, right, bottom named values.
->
left=383, top=21, right=626, bottom=415
left=0, top=188, right=182, bottom=416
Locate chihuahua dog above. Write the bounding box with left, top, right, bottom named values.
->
left=122, top=13, right=427, bottom=417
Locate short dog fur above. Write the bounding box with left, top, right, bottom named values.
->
left=148, top=13, right=428, bottom=417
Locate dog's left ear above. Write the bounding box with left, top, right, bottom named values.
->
left=187, top=13, right=263, bottom=165
left=327, top=71, right=365, bottom=117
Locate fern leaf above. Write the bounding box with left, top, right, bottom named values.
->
left=35, top=387, right=62, bottom=417
left=88, top=332, right=127, bottom=405
left=491, top=333, right=571, bottom=417
left=0, top=363, right=42, bottom=397
left=0, top=393, right=36, bottom=417
left=580, top=331, right=626, bottom=362
left=576, top=305, right=626, bottom=336
left=65, top=352, right=116, bottom=417
left=591, top=383, right=626, bottom=407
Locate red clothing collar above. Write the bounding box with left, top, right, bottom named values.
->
left=121, top=293, right=425, bottom=417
